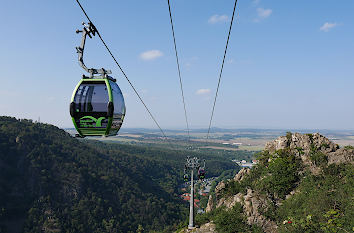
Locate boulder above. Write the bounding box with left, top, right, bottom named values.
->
left=328, top=148, right=354, bottom=164
left=205, top=195, right=214, bottom=213
left=234, top=168, right=251, bottom=182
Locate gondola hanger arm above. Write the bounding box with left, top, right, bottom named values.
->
left=76, top=22, right=112, bottom=78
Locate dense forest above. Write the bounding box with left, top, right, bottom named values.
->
left=0, top=116, right=240, bottom=233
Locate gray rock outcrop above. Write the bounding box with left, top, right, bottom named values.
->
left=234, top=168, right=251, bottom=182
left=205, top=195, right=214, bottom=213
left=178, top=222, right=216, bottom=233
left=328, top=147, right=354, bottom=164
left=265, top=132, right=353, bottom=171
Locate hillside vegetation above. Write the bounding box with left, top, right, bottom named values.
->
left=0, top=116, right=239, bottom=233
left=194, top=133, right=354, bottom=233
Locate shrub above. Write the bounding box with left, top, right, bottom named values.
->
left=310, top=151, right=328, bottom=167
left=277, top=164, right=353, bottom=233
left=296, top=147, right=304, bottom=155
left=222, top=180, right=245, bottom=197
left=306, top=134, right=314, bottom=142
left=344, top=145, right=354, bottom=150
left=256, top=150, right=301, bottom=199
left=286, top=132, right=292, bottom=147
left=214, top=205, right=249, bottom=233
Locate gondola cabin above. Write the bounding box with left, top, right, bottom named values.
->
left=183, top=174, right=189, bottom=182
left=70, top=77, right=126, bottom=137
left=198, top=169, right=205, bottom=180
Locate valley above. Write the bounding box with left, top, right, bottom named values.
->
left=1, top=118, right=353, bottom=232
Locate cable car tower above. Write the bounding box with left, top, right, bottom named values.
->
left=184, top=157, right=206, bottom=229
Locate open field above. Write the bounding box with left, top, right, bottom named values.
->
left=65, top=128, right=354, bottom=156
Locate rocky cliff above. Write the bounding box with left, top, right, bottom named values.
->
left=265, top=132, right=353, bottom=169
left=208, top=168, right=278, bottom=233
left=198, top=133, right=354, bottom=233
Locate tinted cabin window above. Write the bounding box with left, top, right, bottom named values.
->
left=108, top=80, right=125, bottom=134
left=74, top=82, right=109, bottom=112
left=109, top=81, right=126, bottom=115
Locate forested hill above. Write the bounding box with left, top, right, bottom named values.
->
left=0, top=116, right=238, bottom=233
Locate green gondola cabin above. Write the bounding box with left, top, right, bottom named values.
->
left=70, top=77, right=126, bottom=137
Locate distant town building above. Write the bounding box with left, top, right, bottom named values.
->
left=197, top=209, right=205, bottom=214
left=232, top=159, right=258, bottom=168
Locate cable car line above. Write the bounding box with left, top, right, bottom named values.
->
left=167, top=0, right=191, bottom=142
left=75, top=0, right=169, bottom=140
left=206, top=0, right=238, bottom=140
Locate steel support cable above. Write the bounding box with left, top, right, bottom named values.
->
left=167, top=0, right=191, bottom=141
left=75, top=0, right=169, bottom=140
left=206, top=0, right=238, bottom=140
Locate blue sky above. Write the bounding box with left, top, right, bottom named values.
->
left=0, top=0, right=353, bottom=130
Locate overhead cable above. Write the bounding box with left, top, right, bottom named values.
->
left=206, top=0, right=238, bottom=140
left=75, top=0, right=169, bottom=140
left=167, top=0, right=191, bottom=141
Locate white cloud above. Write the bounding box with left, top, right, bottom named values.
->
left=185, top=62, right=192, bottom=69
left=320, top=22, right=338, bottom=32
left=252, top=0, right=261, bottom=6
left=140, top=50, right=163, bottom=60
left=185, top=56, right=199, bottom=69
left=208, top=14, right=229, bottom=24
left=257, top=8, right=272, bottom=19
left=196, top=89, right=211, bottom=95
left=0, top=90, right=18, bottom=97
